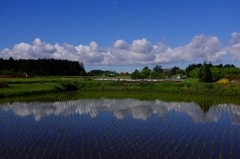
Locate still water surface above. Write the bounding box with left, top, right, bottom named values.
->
left=0, top=99, right=240, bottom=158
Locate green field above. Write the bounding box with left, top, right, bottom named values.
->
left=1, top=76, right=240, bottom=108
left=1, top=77, right=240, bottom=159
left=1, top=76, right=240, bottom=95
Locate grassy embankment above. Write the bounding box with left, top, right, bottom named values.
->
left=1, top=76, right=240, bottom=112
left=1, top=76, right=240, bottom=101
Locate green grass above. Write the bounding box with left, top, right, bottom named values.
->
left=0, top=83, right=58, bottom=97
left=1, top=76, right=240, bottom=113
left=1, top=76, right=240, bottom=99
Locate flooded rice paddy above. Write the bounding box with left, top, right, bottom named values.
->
left=0, top=98, right=240, bottom=158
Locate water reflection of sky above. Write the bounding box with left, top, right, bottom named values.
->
left=1, top=99, right=240, bottom=125
left=1, top=99, right=240, bottom=159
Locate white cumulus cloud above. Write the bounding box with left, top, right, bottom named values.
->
left=172, top=35, right=227, bottom=63
left=131, top=38, right=153, bottom=53
left=113, top=39, right=129, bottom=49
left=0, top=32, right=239, bottom=66
left=225, top=43, right=240, bottom=61
left=230, top=32, right=240, bottom=44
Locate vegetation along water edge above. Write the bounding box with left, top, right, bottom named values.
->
left=1, top=76, right=240, bottom=110
left=1, top=60, right=240, bottom=106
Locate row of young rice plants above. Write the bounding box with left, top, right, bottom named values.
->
left=89, top=108, right=198, bottom=158
left=220, top=105, right=240, bottom=159
left=139, top=104, right=240, bottom=159
left=188, top=105, right=240, bottom=159
left=0, top=101, right=80, bottom=158
left=0, top=104, right=49, bottom=158
left=1, top=98, right=240, bottom=158
left=159, top=112, right=198, bottom=159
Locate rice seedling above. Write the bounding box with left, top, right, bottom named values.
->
left=1, top=98, right=240, bottom=158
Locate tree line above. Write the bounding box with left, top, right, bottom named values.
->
left=186, top=62, right=240, bottom=82
left=131, top=65, right=183, bottom=79
left=1, top=57, right=239, bottom=83
left=130, top=62, right=240, bottom=83
left=0, top=57, right=86, bottom=76
left=88, top=70, right=117, bottom=77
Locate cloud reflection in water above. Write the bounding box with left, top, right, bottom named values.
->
left=1, top=99, right=240, bottom=125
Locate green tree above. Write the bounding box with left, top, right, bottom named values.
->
left=141, top=66, right=151, bottom=79
left=210, top=67, right=224, bottom=82
left=185, top=63, right=202, bottom=77
left=175, top=69, right=185, bottom=75
left=169, top=66, right=180, bottom=75
left=150, top=65, right=164, bottom=79
left=0, top=58, right=85, bottom=76
left=224, top=64, right=235, bottom=68
left=199, top=62, right=213, bottom=83
left=131, top=69, right=142, bottom=79
left=187, top=68, right=200, bottom=78
left=153, top=65, right=163, bottom=74
left=90, top=70, right=104, bottom=76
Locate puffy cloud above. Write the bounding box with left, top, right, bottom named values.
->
left=113, top=40, right=129, bottom=49
left=0, top=38, right=106, bottom=64
left=150, top=35, right=226, bottom=64
left=75, top=42, right=105, bottom=64
left=230, top=32, right=240, bottom=44
left=131, top=38, right=153, bottom=53
left=173, top=35, right=227, bottom=63
left=0, top=38, right=57, bottom=59
left=225, top=32, right=240, bottom=61
left=104, top=39, right=156, bottom=65
left=225, top=43, right=240, bottom=61
left=0, top=32, right=239, bottom=66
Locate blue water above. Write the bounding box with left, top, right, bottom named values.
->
left=0, top=99, right=240, bottom=158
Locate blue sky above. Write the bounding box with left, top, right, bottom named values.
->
left=1, top=0, right=240, bottom=72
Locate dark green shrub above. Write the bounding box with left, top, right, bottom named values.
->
left=205, top=83, right=214, bottom=89
left=0, top=81, right=9, bottom=88
left=224, top=74, right=240, bottom=81
left=56, top=81, right=79, bottom=91
left=83, top=77, right=92, bottom=81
